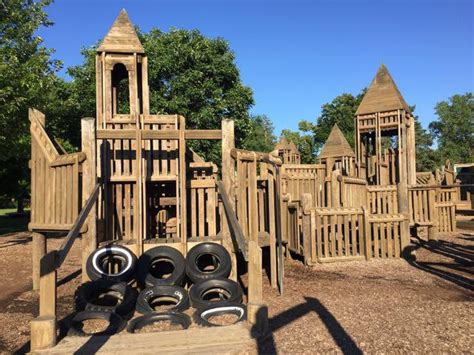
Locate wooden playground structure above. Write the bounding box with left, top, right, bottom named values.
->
left=28, top=10, right=464, bottom=353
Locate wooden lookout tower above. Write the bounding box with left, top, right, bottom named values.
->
left=92, top=9, right=233, bottom=257
left=354, top=65, right=416, bottom=186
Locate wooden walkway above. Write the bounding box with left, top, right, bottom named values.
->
left=31, top=323, right=257, bottom=354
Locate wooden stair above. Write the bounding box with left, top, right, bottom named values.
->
left=31, top=323, right=258, bottom=354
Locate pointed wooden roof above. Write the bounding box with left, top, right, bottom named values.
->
left=355, top=64, right=410, bottom=115
left=97, top=9, right=144, bottom=53
left=319, top=124, right=355, bottom=159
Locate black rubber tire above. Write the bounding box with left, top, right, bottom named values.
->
left=126, top=312, right=192, bottom=333
left=86, top=245, right=137, bottom=282
left=189, top=278, right=243, bottom=309
left=68, top=310, right=126, bottom=337
left=185, top=242, right=231, bottom=283
left=193, top=302, right=247, bottom=327
left=135, top=285, right=190, bottom=314
left=75, top=280, right=137, bottom=318
left=136, top=246, right=186, bottom=288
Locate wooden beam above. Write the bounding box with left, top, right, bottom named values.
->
left=81, top=118, right=97, bottom=282
left=185, top=130, right=222, bottom=140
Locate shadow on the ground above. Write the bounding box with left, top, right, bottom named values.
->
left=255, top=296, right=362, bottom=354
left=405, top=236, right=474, bottom=291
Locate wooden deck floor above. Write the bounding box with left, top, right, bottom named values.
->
left=31, top=323, right=257, bottom=354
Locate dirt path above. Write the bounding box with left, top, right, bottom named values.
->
left=0, top=233, right=81, bottom=354
left=0, top=228, right=472, bottom=354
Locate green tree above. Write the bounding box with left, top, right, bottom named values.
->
left=429, top=93, right=474, bottom=165
left=408, top=105, right=439, bottom=171
left=313, top=91, right=365, bottom=153
left=0, top=0, right=60, bottom=211
left=281, top=91, right=365, bottom=163
left=241, top=114, right=276, bottom=152
left=52, top=28, right=254, bottom=162
left=281, top=121, right=318, bottom=164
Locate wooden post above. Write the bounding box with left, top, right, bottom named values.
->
left=31, top=251, right=57, bottom=351
left=81, top=118, right=97, bottom=282
left=248, top=240, right=262, bottom=303
left=221, top=119, right=237, bottom=281
left=247, top=303, right=269, bottom=335
left=331, top=169, right=340, bottom=207
left=301, top=193, right=313, bottom=265
left=428, top=187, right=438, bottom=241
left=32, top=232, right=46, bottom=291
left=268, top=165, right=277, bottom=288
left=362, top=206, right=371, bottom=260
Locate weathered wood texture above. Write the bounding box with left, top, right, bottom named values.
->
left=29, top=109, right=85, bottom=231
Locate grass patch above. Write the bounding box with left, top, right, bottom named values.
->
left=0, top=209, right=29, bottom=235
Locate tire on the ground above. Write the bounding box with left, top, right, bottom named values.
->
left=189, top=277, right=243, bottom=309
left=126, top=312, right=192, bottom=333
left=135, top=285, right=190, bottom=314
left=136, top=246, right=186, bottom=288
left=193, top=302, right=247, bottom=327
left=86, top=245, right=137, bottom=282
left=75, top=280, right=137, bottom=318
left=185, top=242, right=232, bottom=283
left=68, top=310, right=126, bottom=337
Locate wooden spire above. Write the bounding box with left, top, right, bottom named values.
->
left=319, top=124, right=355, bottom=159
left=97, top=9, right=144, bottom=53
left=356, top=64, right=410, bottom=115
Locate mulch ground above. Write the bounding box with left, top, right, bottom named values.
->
left=0, top=225, right=472, bottom=354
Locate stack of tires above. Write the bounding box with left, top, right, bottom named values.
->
left=69, top=242, right=246, bottom=336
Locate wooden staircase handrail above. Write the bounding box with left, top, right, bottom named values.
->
left=56, top=182, right=100, bottom=268
left=216, top=180, right=248, bottom=261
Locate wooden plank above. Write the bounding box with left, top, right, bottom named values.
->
left=248, top=240, right=262, bottom=303
left=185, top=130, right=222, bottom=140
left=198, top=188, right=205, bottom=237
left=337, top=214, right=343, bottom=257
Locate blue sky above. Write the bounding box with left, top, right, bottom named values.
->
left=39, top=0, right=473, bottom=135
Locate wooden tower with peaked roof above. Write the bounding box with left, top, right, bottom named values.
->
left=354, top=65, right=416, bottom=186
left=274, top=136, right=301, bottom=164
left=93, top=10, right=230, bottom=256
left=319, top=124, right=355, bottom=175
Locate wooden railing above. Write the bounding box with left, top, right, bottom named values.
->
left=29, top=109, right=86, bottom=231
left=231, top=148, right=283, bottom=292
left=367, top=185, right=398, bottom=214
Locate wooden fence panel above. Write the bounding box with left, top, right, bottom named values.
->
left=367, top=185, right=398, bottom=215
left=366, top=214, right=404, bottom=259
left=310, top=207, right=365, bottom=263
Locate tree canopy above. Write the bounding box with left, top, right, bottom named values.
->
left=429, top=93, right=474, bottom=165
left=241, top=114, right=276, bottom=153
left=0, top=0, right=60, bottom=210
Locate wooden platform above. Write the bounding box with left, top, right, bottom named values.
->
left=31, top=323, right=258, bottom=354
